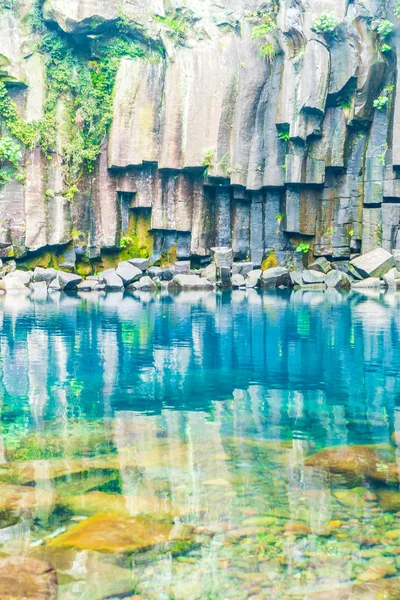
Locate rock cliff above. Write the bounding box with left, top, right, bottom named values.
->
left=1, top=0, right=400, bottom=273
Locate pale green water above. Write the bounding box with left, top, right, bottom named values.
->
left=0, top=288, right=400, bottom=599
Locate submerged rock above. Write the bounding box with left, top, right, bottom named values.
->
left=305, top=445, right=397, bottom=483
left=0, top=555, right=57, bottom=599
left=47, top=513, right=186, bottom=553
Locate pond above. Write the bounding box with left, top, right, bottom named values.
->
left=1, top=287, right=400, bottom=599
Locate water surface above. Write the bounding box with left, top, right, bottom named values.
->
left=1, top=288, right=400, bottom=599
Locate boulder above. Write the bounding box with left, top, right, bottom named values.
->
left=350, top=248, right=395, bottom=279
left=76, top=280, right=97, bottom=291
left=32, top=267, right=57, bottom=285
left=13, top=270, right=33, bottom=286
left=100, top=269, right=124, bottom=291
left=128, top=258, right=149, bottom=271
left=0, top=555, right=57, bottom=599
left=302, top=270, right=326, bottom=284
left=148, top=267, right=162, bottom=279
left=309, top=257, right=331, bottom=274
left=116, top=261, right=142, bottom=285
left=211, top=247, right=233, bottom=269
left=246, top=269, right=262, bottom=288
left=0, top=272, right=30, bottom=294
left=351, top=277, right=382, bottom=289
left=325, top=270, right=351, bottom=290
left=48, top=278, right=62, bottom=292
left=260, top=267, right=291, bottom=289
left=290, top=271, right=303, bottom=286
left=128, top=276, right=157, bottom=292
left=201, top=263, right=217, bottom=282
left=174, top=261, right=190, bottom=275
left=57, top=271, right=82, bottom=290
left=168, top=275, right=214, bottom=291
left=217, top=266, right=231, bottom=288
left=231, top=262, right=254, bottom=277
left=159, top=267, right=175, bottom=281
left=383, top=267, right=400, bottom=288
left=231, top=274, right=245, bottom=288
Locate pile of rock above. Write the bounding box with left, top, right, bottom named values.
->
left=0, top=247, right=399, bottom=296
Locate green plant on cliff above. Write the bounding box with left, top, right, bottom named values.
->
left=259, top=42, right=278, bottom=63
left=296, top=243, right=310, bottom=254
left=251, top=14, right=277, bottom=39
left=0, top=82, right=37, bottom=147
left=154, top=13, right=188, bottom=44
left=37, top=31, right=145, bottom=189
left=0, top=136, right=24, bottom=186
left=250, top=12, right=279, bottom=61
left=312, top=12, right=339, bottom=34
left=373, top=95, right=389, bottom=110
left=202, top=148, right=216, bottom=176
left=376, top=19, right=393, bottom=53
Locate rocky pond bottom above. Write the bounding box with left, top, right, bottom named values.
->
left=2, top=289, right=400, bottom=599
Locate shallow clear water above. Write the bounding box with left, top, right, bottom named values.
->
left=1, top=288, right=400, bottom=599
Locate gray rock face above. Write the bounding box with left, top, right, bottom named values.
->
left=100, top=269, right=124, bottom=290
left=350, top=248, right=395, bottom=279
left=168, top=275, right=214, bottom=291
left=201, top=263, right=217, bottom=282
left=159, top=267, right=175, bottom=281
left=260, top=267, right=291, bottom=289
left=13, top=270, right=32, bottom=286
left=3, top=0, right=400, bottom=268
left=231, top=262, right=254, bottom=277
left=116, top=261, right=142, bottom=285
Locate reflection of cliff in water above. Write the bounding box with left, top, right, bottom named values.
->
left=1, top=290, right=400, bottom=448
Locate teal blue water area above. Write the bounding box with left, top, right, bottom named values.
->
left=0, top=289, right=399, bottom=599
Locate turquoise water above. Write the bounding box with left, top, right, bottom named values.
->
left=1, top=288, right=400, bottom=598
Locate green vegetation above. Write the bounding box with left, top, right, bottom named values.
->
left=312, top=12, right=339, bottom=34
left=120, top=235, right=134, bottom=249
left=0, top=82, right=37, bottom=147
left=296, top=243, right=310, bottom=254
left=396, top=3, right=400, bottom=18
left=202, top=148, right=216, bottom=176
left=376, top=19, right=393, bottom=53
left=154, top=13, right=188, bottom=44
left=373, top=95, right=389, bottom=110
left=249, top=12, right=279, bottom=61
left=0, top=136, right=24, bottom=187
left=37, top=31, right=145, bottom=188
left=278, top=131, right=290, bottom=142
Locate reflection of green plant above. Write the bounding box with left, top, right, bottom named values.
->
left=349, top=229, right=354, bottom=238
left=395, top=3, right=400, bottom=18
left=381, top=43, right=391, bottom=53
left=325, top=227, right=334, bottom=236
left=312, top=12, right=339, bottom=34
left=296, top=243, right=310, bottom=254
